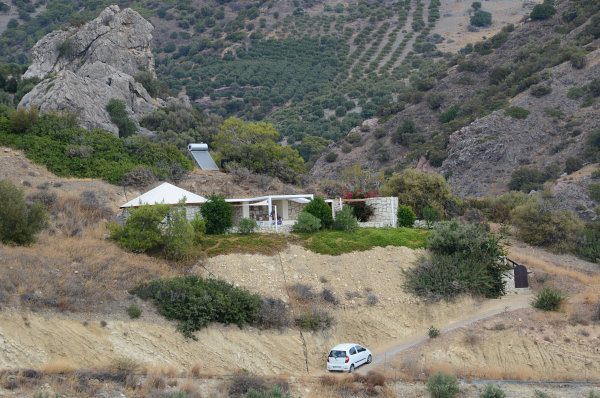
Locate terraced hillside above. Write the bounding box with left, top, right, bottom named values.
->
left=0, top=0, right=534, bottom=171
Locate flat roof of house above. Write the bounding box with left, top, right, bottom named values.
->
left=225, top=194, right=314, bottom=204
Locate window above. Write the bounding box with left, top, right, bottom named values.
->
left=356, top=345, right=365, bottom=352
left=349, top=347, right=357, bottom=355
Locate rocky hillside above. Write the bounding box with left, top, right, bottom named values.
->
left=19, top=5, right=158, bottom=135
left=312, top=0, right=600, bottom=198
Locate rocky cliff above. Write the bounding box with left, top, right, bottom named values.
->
left=19, top=5, right=156, bottom=135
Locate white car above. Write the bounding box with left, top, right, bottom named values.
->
left=326, top=343, right=372, bottom=373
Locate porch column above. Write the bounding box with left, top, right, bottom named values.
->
left=242, top=202, right=249, bottom=218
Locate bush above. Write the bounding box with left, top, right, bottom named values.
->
left=120, top=166, right=156, bottom=187
left=423, top=205, right=439, bottom=228
left=564, top=157, right=583, bottom=174
left=238, top=217, right=258, bottom=234
left=130, top=276, right=261, bottom=338
left=427, top=371, right=459, bottom=398
left=532, top=287, right=567, bottom=311
left=333, top=206, right=358, bottom=232
left=577, top=226, right=600, bottom=262
left=428, top=326, right=440, bottom=338
left=439, top=105, right=459, bottom=123
left=470, top=10, right=492, bottom=27
left=321, top=288, right=339, bottom=305
left=292, top=211, right=321, bottom=233
left=161, top=204, right=194, bottom=260
left=365, top=293, right=379, bottom=305
left=295, top=309, right=334, bottom=331
left=511, top=201, right=583, bottom=253
left=343, top=189, right=376, bottom=222
left=247, top=385, right=291, bottom=398
left=0, top=180, right=48, bottom=245
left=404, top=221, right=509, bottom=300
left=504, top=107, right=530, bottom=119
left=530, top=3, right=556, bottom=20
left=126, top=305, right=142, bottom=319
left=109, top=203, right=193, bottom=260
left=302, top=196, right=333, bottom=229
left=228, top=374, right=269, bottom=397
left=508, top=167, right=547, bottom=192
left=479, top=383, right=506, bottom=398
left=324, top=151, right=338, bottom=163
left=397, top=205, right=416, bottom=228
left=530, top=85, right=552, bottom=98
left=254, top=297, right=291, bottom=329
left=426, top=92, right=445, bottom=110
left=106, top=98, right=137, bottom=138
left=201, top=193, right=233, bottom=234
left=380, top=169, right=456, bottom=219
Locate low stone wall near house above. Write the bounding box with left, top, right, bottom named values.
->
left=332, top=197, right=398, bottom=228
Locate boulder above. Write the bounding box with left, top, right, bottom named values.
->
left=19, top=5, right=157, bottom=136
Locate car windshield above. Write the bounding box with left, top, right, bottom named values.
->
left=329, top=350, right=346, bottom=358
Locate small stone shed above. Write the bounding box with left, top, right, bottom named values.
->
left=119, top=182, right=207, bottom=220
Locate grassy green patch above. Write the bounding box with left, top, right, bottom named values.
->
left=300, top=227, right=428, bottom=255
left=199, top=233, right=290, bottom=257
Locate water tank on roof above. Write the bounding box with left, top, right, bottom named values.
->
left=188, top=143, right=219, bottom=170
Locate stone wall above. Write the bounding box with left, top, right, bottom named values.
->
left=332, top=197, right=398, bottom=228
left=288, top=201, right=305, bottom=220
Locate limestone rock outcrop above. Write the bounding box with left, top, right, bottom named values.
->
left=19, top=5, right=157, bottom=135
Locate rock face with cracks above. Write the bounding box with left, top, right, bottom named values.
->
left=19, top=5, right=156, bottom=135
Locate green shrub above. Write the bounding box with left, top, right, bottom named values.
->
left=568, top=87, right=585, bottom=99
left=470, top=10, right=492, bottom=27
left=427, top=371, right=459, bottom=398
left=397, top=204, right=416, bottom=228
left=530, top=85, right=552, bottom=98
left=191, top=213, right=206, bottom=241
left=292, top=211, right=321, bottom=233
left=508, top=167, right=547, bottom=192
left=126, top=304, right=142, bottom=319
left=534, top=391, right=551, bottom=398
left=480, top=383, right=506, bottom=398
left=530, top=3, right=556, bottom=20
left=294, top=309, right=334, bottom=331
left=247, top=385, right=291, bottom=398
left=564, top=157, right=583, bottom=174
left=576, top=226, right=600, bottom=263
left=423, top=205, right=439, bottom=228
left=106, top=98, right=137, bottom=138
left=511, top=202, right=583, bottom=253
left=109, top=204, right=169, bottom=253
left=380, top=169, right=456, bottom=219
left=426, top=92, right=444, bottom=110
left=109, top=202, right=193, bottom=260
left=428, top=326, right=440, bottom=338
left=238, top=218, right=258, bottom=234
left=201, top=193, right=233, bottom=234
left=332, top=206, right=358, bottom=232
left=532, top=287, right=567, bottom=311
left=325, top=151, right=338, bottom=163
left=0, top=180, right=48, bottom=245
left=303, top=196, right=333, bottom=229
left=504, top=107, right=530, bottom=119
left=439, top=105, right=459, bottom=123
left=405, top=221, right=509, bottom=300
left=161, top=204, right=194, bottom=260
left=131, top=276, right=261, bottom=338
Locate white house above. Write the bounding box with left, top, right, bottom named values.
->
left=119, top=182, right=207, bottom=221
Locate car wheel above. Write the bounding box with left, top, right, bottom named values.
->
left=367, top=354, right=372, bottom=364
left=349, top=364, right=355, bottom=373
